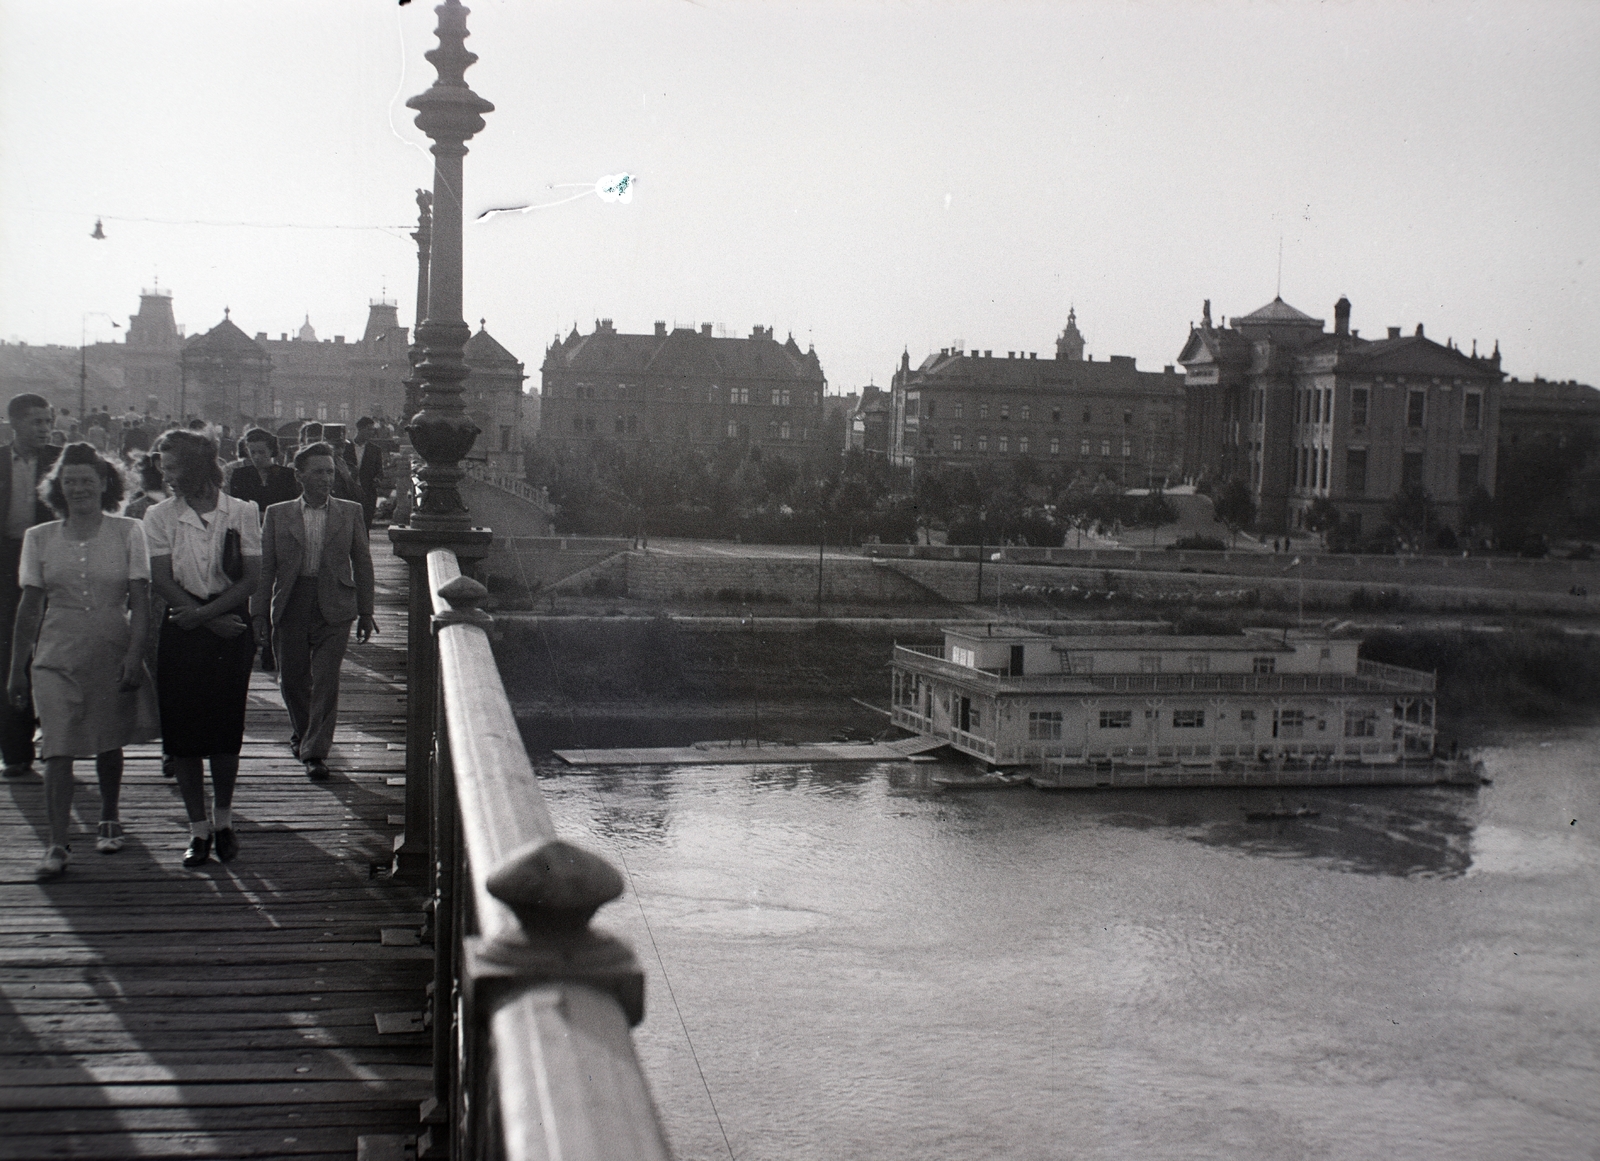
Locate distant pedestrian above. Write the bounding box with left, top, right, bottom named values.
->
left=145, top=430, right=262, bottom=868
left=7, top=444, right=158, bottom=878
left=227, top=428, right=300, bottom=517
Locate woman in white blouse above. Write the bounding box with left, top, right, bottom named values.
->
left=144, top=430, right=262, bottom=869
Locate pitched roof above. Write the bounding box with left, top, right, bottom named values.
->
left=184, top=317, right=269, bottom=359
left=1334, top=335, right=1500, bottom=379
left=465, top=326, right=521, bottom=367
left=1236, top=297, right=1324, bottom=327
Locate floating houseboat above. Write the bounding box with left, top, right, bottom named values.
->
left=890, top=623, right=1482, bottom=789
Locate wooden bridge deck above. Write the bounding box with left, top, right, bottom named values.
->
left=0, top=550, right=428, bottom=1160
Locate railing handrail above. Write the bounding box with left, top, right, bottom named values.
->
left=427, top=547, right=669, bottom=1160
left=463, top=458, right=551, bottom=508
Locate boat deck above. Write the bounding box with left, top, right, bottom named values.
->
left=554, top=734, right=948, bottom=767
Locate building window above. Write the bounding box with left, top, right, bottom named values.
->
left=780, top=421, right=792, bottom=440
left=776, top=387, right=791, bottom=406
left=1407, top=389, right=1426, bottom=428
left=954, top=402, right=964, bottom=419
left=1252, top=656, right=1276, bottom=674
left=339, top=403, right=351, bottom=420
left=273, top=399, right=284, bottom=418
left=999, top=405, right=1010, bottom=421
left=1066, top=653, right=1093, bottom=674
left=1346, top=448, right=1367, bottom=496
left=1028, top=711, right=1063, bottom=740
left=1457, top=453, right=1479, bottom=498
left=1402, top=451, right=1425, bottom=491
left=768, top=420, right=779, bottom=439
left=1344, top=709, right=1379, bottom=738
left=1082, top=408, right=1092, bottom=423
left=501, top=425, right=513, bottom=451
left=708, top=386, right=720, bottom=403
left=615, top=415, right=626, bottom=434
left=1273, top=709, right=1306, bottom=738
left=1050, top=438, right=1060, bottom=456
left=1101, top=439, right=1111, bottom=457
left=977, top=434, right=988, bottom=452
left=1052, top=408, right=1061, bottom=423
left=906, top=398, right=919, bottom=418
left=1099, top=709, right=1133, bottom=729
left=1173, top=709, right=1205, bottom=728
left=1081, top=439, right=1091, bottom=456
left=1020, top=406, right=1031, bottom=421
left=926, top=401, right=936, bottom=419
left=731, top=386, right=750, bottom=404
left=1463, top=391, right=1482, bottom=431
left=1239, top=709, right=1256, bottom=727
left=952, top=434, right=963, bottom=452
left=1018, top=437, right=1028, bottom=455
left=998, top=435, right=1009, bottom=453
left=585, top=415, right=596, bottom=433
left=727, top=419, right=739, bottom=438
left=1121, top=437, right=1131, bottom=457
left=979, top=404, right=989, bottom=420
left=951, top=645, right=976, bottom=668
left=1123, top=409, right=1134, bottom=424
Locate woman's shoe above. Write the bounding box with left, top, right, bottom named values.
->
left=96, top=820, right=125, bottom=854
left=36, top=845, right=70, bottom=879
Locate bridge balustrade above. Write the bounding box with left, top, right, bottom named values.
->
left=415, top=546, right=670, bottom=1160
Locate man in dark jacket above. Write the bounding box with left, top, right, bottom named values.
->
left=0, top=393, right=62, bottom=778
left=344, top=417, right=384, bottom=531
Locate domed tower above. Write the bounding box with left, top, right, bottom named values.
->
left=1056, top=307, right=1085, bottom=362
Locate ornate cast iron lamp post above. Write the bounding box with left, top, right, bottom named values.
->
left=390, top=0, right=494, bottom=879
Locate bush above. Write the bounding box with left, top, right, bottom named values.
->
left=1166, top=535, right=1229, bottom=552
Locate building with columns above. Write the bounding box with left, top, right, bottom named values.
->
left=1178, top=296, right=1505, bottom=535
left=888, top=308, right=1185, bottom=483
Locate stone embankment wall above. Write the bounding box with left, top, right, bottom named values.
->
left=622, top=552, right=942, bottom=605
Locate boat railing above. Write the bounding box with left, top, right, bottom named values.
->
left=418, top=546, right=669, bottom=1160
left=891, top=646, right=1434, bottom=695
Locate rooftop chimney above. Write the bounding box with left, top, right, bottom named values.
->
left=1415, top=323, right=1425, bottom=337
left=1387, top=327, right=1401, bottom=339
left=654, top=321, right=667, bottom=337
left=701, top=323, right=713, bottom=337
left=1334, top=296, right=1351, bottom=337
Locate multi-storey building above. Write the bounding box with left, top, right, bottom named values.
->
left=0, top=291, right=525, bottom=455
left=538, top=319, right=828, bottom=459
left=845, top=385, right=891, bottom=456
left=1178, top=296, right=1505, bottom=535
left=888, top=309, right=1185, bottom=482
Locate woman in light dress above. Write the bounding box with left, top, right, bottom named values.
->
left=7, top=443, right=158, bottom=879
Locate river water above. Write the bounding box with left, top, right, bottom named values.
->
left=533, top=727, right=1600, bottom=1161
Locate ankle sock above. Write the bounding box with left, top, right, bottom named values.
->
left=190, top=820, right=212, bottom=839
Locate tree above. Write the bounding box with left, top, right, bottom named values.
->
left=1213, top=479, right=1255, bottom=546
left=1303, top=496, right=1341, bottom=548
left=1384, top=483, right=1436, bottom=551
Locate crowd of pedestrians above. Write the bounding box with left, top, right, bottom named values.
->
left=3, top=394, right=385, bottom=879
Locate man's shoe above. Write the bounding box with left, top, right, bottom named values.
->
left=3, top=763, right=36, bottom=779
left=305, top=761, right=331, bottom=782
left=182, top=834, right=213, bottom=868
left=214, top=827, right=239, bottom=862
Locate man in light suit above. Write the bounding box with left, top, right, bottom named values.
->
left=252, top=442, right=377, bottom=781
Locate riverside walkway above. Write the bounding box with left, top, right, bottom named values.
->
left=0, top=550, right=429, bottom=1160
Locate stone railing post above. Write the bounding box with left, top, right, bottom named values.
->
left=389, top=0, right=494, bottom=879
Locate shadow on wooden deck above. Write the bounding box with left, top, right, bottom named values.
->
left=0, top=550, right=429, bottom=1160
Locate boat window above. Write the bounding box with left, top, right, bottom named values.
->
left=1028, top=711, right=1063, bottom=740
left=1173, top=709, right=1205, bottom=728
left=1098, top=710, right=1133, bottom=729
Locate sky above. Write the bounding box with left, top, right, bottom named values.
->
left=2, top=0, right=1598, bottom=396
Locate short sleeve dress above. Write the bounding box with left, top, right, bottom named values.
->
left=20, top=516, right=160, bottom=758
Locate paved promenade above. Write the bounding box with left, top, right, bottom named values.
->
left=0, top=550, right=428, bottom=1160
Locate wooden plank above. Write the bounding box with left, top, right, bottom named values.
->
left=0, top=552, right=433, bottom=1158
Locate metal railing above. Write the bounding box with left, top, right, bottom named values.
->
left=463, top=458, right=553, bottom=510
left=418, top=546, right=669, bottom=1160
left=891, top=645, right=1436, bottom=694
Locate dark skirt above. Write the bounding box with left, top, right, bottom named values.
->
left=157, top=618, right=256, bottom=757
